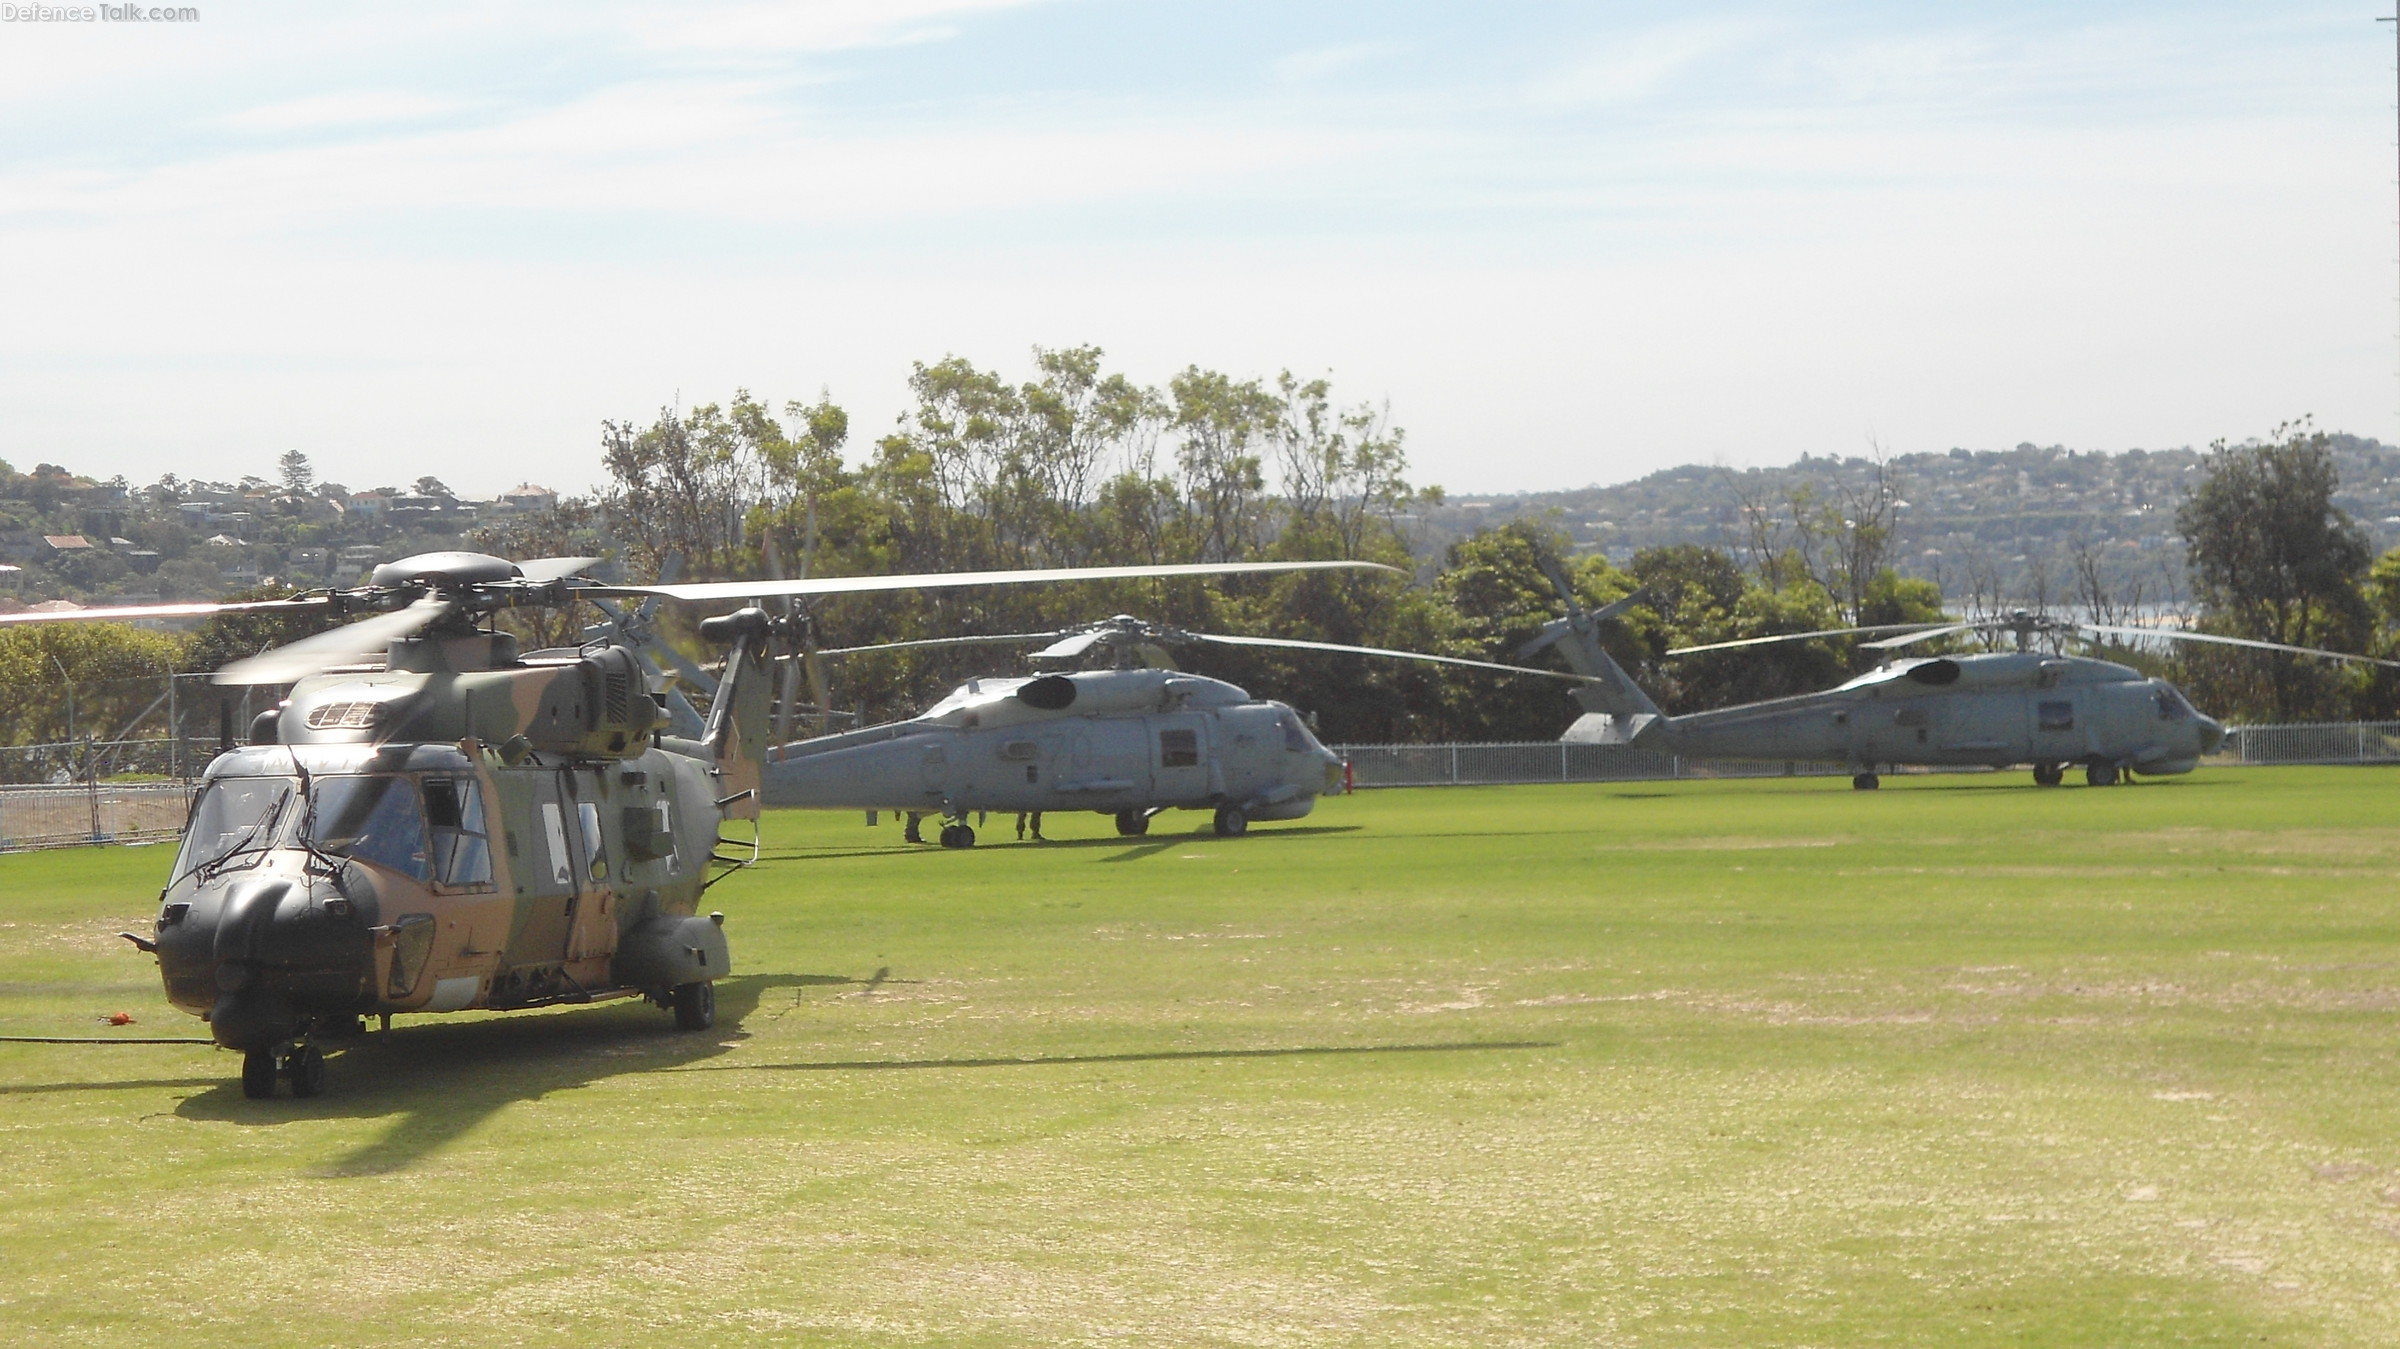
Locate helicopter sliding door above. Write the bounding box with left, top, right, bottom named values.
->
left=498, top=770, right=579, bottom=969
left=1149, top=713, right=1213, bottom=805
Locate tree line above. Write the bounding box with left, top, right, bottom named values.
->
left=0, top=352, right=2394, bottom=776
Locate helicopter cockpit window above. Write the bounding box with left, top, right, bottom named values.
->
left=2154, top=686, right=2193, bottom=721
left=1278, top=714, right=1310, bottom=753
left=1158, top=728, right=1200, bottom=768
left=173, top=775, right=297, bottom=880
left=306, top=775, right=431, bottom=882
left=422, top=777, right=493, bottom=889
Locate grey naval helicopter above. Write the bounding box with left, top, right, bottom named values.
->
left=758, top=614, right=1610, bottom=846
left=1, top=551, right=1380, bottom=1098
left=1521, top=575, right=2397, bottom=788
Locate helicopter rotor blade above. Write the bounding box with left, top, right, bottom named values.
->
left=1185, top=632, right=1613, bottom=684
left=212, top=597, right=453, bottom=686
left=1666, top=622, right=1961, bottom=657
left=0, top=595, right=336, bottom=627
left=1030, top=628, right=1110, bottom=662
left=1856, top=622, right=1985, bottom=652
left=582, top=558, right=1397, bottom=605
left=2078, top=623, right=2400, bottom=668
left=806, top=632, right=1065, bottom=659
left=515, top=555, right=603, bottom=583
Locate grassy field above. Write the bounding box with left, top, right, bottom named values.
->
left=3, top=769, right=2399, bottom=1346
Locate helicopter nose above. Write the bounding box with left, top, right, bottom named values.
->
left=157, top=871, right=376, bottom=1052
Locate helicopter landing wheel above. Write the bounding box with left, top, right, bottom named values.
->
left=1851, top=772, right=1880, bottom=791
left=240, top=1047, right=278, bottom=1100
left=2032, top=762, right=2063, bottom=787
left=1212, top=806, right=1249, bottom=837
left=671, top=980, right=715, bottom=1031
left=939, top=823, right=976, bottom=849
left=286, top=1042, right=326, bottom=1099
left=2085, top=761, right=2119, bottom=787
left=1114, top=810, right=1149, bottom=837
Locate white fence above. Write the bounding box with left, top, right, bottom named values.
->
left=2219, top=721, right=2400, bottom=766
left=1331, top=720, right=2400, bottom=789
left=1330, top=742, right=1857, bottom=788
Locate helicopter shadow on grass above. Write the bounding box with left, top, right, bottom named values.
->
left=171, top=972, right=837, bottom=1175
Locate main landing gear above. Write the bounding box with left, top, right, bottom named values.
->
left=1114, top=810, right=1150, bottom=837
left=2085, top=760, right=2120, bottom=787
left=2032, top=761, right=2064, bottom=787
left=938, top=822, right=977, bottom=849
left=1851, top=772, right=1880, bottom=791
left=1212, top=806, right=1249, bottom=836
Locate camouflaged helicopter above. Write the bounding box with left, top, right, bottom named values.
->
left=1523, top=572, right=2396, bottom=788
left=4, top=551, right=1380, bottom=1098
left=760, top=614, right=1608, bottom=845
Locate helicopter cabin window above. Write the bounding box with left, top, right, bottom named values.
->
left=1158, top=728, right=1200, bottom=768
left=2037, top=700, right=2075, bottom=731
left=422, top=777, right=493, bottom=889
left=306, top=775, right=431, bottom=882
left=576, top=801, right=608, bottom=882
left=535, top=793, right=573, bottom=892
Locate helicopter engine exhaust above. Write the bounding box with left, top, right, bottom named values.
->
left=1015, top=675, right=1077, bottom=710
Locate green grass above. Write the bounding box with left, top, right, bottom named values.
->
left=5, top=768, right=2400, bottom=1345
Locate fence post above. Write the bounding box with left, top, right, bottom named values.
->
left=1559, top=742, right=1567, bottom=782
left=1449, top=744, right=1459, bottom=785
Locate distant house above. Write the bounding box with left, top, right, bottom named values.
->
left=42, top=535, right=94, bottom=556
left=500, top=483, right=558, bottom=513
left=348, top=493, right=390, bottom=518
left=288, top=546, right=331, bottom=574
left=0, top=564, right=21, bottom=589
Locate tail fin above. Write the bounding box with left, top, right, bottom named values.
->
left=697, top=608, right=776, bottom=822
left=1519, top=563, right=1668, bottom=745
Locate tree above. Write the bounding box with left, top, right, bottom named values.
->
left=277, top=450, right=316, bottom=497
left=412, top=476, right=455, bottom=500
left=2175, top=419, right=2373, bottom=720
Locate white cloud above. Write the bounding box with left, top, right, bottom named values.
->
left=221, top=91, right=476, bottom=134
left=1272, top=41, right=1400, bottom=85
left=620, top=0, right=1054, bottom=54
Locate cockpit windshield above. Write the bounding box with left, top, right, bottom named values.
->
left=172, top=775, right=298, bottom=881
left=305, top=775, right=432, bottom=881
left=2153, top=682, right=2197, bottom=721
left=1276, top=708, right=1327, bottom=754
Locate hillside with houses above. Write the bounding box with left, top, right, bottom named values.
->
left=0, top=459, right=566, bottom=612
left=1417, top=433, right=2400, bottom=608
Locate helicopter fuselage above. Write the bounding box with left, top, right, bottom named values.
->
left=762, top=668, right=1347, bottom=837
left=149, top=636, right=741, bottom=1061
left=1570, top=652, right=2227, bottom=778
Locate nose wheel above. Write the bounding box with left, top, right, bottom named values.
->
left=241, top=1041, right=326, bottom=1100
left=938, top=823, right=977, bottom=848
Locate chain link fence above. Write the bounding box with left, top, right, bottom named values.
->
left=0, top=782, right=192, bottom=850
left=1, top=717, right=2396, bottom=850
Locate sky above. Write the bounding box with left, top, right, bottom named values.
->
left=0, top=1, right=2393, bottom=498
